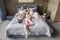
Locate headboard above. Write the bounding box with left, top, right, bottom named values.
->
left=16, top=5, right=37, bottom=13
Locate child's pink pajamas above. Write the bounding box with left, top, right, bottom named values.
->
left=25, top=18, right=34, bottom=26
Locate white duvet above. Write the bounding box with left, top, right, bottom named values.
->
left=5, top=12, right=53, bottom=38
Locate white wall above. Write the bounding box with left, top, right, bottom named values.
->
left=48, top=0, right=59, bottom=21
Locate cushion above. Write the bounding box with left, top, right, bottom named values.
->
left=29, top=5, right=37, bottom=10
left=16, top=5, right=37, bottom=13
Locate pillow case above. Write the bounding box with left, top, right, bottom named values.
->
left=16, top=5, right=37, bottom=13
left=29, top=5, right=37, bottom=10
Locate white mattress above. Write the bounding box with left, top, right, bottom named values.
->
left=5, top=13, right=53, bottom=38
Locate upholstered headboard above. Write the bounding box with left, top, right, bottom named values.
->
left=16, top=5, right=37, bottom=13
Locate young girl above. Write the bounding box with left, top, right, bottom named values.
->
left=25, top=10, right=34, bottom=31
left=18, top=12, right=25, bottom=23
left=24, top=7, right=34, bottom=38
left=15, top=6, right=26, bottom=23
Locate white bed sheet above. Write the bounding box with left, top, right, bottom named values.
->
left=5, top=13, right=53, bottom=38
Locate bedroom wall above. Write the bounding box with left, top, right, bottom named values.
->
left=55, top=1, right=60, bottom=22
left=3, top=0, right=18, bottom=16
left=47, top=0, right=59, bottom=21
left=3, top=0, right=48, bottom=16
left=35, top=0, right=48, bottom=7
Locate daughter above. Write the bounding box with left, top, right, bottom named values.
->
left=25, top=10, right=34, bottom=31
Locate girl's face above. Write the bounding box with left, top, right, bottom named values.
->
left=26, top=7, right=30, bottom=14
left=26, top=7, right=30, bottom=13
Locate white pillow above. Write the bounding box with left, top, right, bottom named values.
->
left=33, top=12, right=39, bottom=18
left=30, top=8, right=36, bottom=10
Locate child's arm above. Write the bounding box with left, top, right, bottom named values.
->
left=15, top=12, right=20, bottom=17
left=19, top=13, right=26, bottom=20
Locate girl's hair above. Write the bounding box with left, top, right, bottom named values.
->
left=26, top=10, right=28, bottom=12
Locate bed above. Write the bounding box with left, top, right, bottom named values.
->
left=5, top=5, right=53, bottom=38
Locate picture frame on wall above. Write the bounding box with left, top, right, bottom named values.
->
left=19, top=0, right=34, bottom=3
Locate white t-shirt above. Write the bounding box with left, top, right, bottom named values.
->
left=26, top=13, right=31, bottom=19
